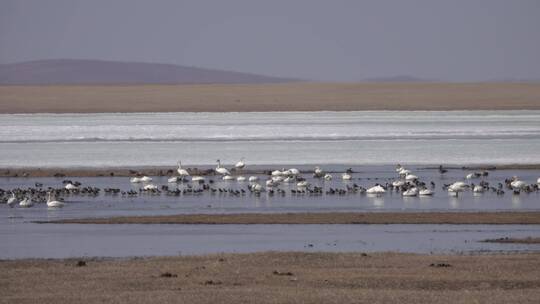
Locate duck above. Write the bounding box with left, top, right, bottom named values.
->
left=46, top=192, right=65, bottom=208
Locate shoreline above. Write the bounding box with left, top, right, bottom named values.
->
left=2, top=83, right=540, bottom=113
left=39, top=211, right=540, bottom=225
left=2, top=163, right=540, bottom=177
left=2, top=251, right=540, bottom=303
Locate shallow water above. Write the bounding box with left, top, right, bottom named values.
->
left=1, top=111, right=540, bottom=167
left=1, top=223, right=539, bottom=259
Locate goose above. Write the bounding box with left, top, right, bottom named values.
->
left=46, top=192, right=65, bottom=208
left=366, top=185, right=386, bottom=194
left=177, top=161, right=190, bottom=177
left=402, top=187, right=418, bottom=197
left=342, top=173, right=352, bottom=180
left=236, top=176, right=246, bottom=182
left=65, top=183, right=78, bottom=190
left=7, top=193, right=17, bottom=208
left=235, top=158, right=246, bottom=170
left=19, top=197, right=33, bottom=208
left=222, top=175, right=235, bottom=181
left=324, top=174, right=333, bottom=181
left=215, top=160, right=230, bottom=175
left=248, top=176, right=259, bottom=182
left=419, top=188, right=434, bottom=196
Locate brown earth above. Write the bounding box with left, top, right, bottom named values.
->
left=40, top=212, right=540, bottom=225
left=1, top=252, right=539, bottom=304
left=1, top=82, right=540, bottom=113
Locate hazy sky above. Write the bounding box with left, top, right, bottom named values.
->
left=1, top=0, right=539, bottom=81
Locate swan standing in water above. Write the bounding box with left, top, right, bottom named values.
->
left=177, top=161, right=190, bottom=177
left=7, top=193, right=17, bottom=208
left=47, top=192, right=65, bottom=208
left=215, top=159, right=230, bottom=175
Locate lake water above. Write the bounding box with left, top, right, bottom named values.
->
left=1, top=111, right=540, bottom=167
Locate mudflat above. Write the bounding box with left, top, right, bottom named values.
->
left=1, top=252, right=539, bottom=304
left=1, top=82, right=540, bottom=113
left=42, top=211, right=540, bottom=225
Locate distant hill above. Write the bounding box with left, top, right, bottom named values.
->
left=0, top=59, right=299, bottom=85
left=363, top=75, right=435, bottom=82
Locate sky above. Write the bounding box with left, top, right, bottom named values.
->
left=0, top=0, right=539, bottom=81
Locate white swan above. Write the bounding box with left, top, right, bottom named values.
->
left=143, top=184, right=158, bottom=190
left=473, top=185, right=485, bottom=193
left=47, top=193, right=65, bottom=208
left=266, top=179, right=277, bottom=187
left=65, top=183, right=78, bottom=190
left=341, top=173, right=352, bottom=180
left=448, top=181, right=468, bottom=196
left=140, top=176, right=152, bottom=182
left=222, top=175, right=235, bottom=181
left=288, top=168, right=300, bottom=176
left=537, top=177, right=540, bottom=185
left=271, top=170, right=283, bottom=177
left=366, top=185, right=386, bottom=194
left=191, top=176, right=205, bottom=182
left=236, top=176, right=246, bottom=182
left=324, top=174, right=333, bottom=181
left=167, top=176, right=179, bottom=183
left=314, top=166, right=323, bottom=175
left=19, top=197, right=33, bottom=208
left=130, top=177, right=142, bottom=183
left=392, top=180, right=405, bottom=187
left=297, top=181, right=309, bottom=187
left=419, top=188, right=434, bottom=196
left=7, top=193, right=17, bottom=208
left=235, top=158, right=245, bottom=169
left=283, top=176, right=294, bottom=183
left=177, top=161, right=190, bottom=177
left=402, top=187, right=418, bottom=197
left=510, top=177, right=527, bottom=190
left=248, top=176, right=259, bottom=182
left=215, top=159, right=230, bottom=175
left=405, top=173, right=418, bottom=181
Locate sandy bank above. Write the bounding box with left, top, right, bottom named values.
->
left=1, top=252, right=539, bottom=303
left=39, top=212, right=540, bottom=225
left=1, top=82, right=540, bottom=113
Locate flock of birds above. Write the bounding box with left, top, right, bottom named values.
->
left=1, top=159, right=540, bottom=209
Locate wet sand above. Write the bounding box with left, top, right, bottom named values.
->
left=2, top=82, right=540, bottom=113
left=1, top=252, right=539, bottom=303
left=2, top=164, right=540, bottom=177
left=41, top=212, right=540, bottom=225
left=482, top=237, right=540, bottom=244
